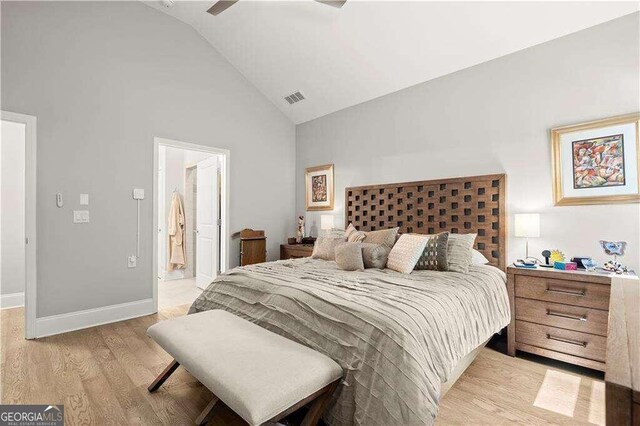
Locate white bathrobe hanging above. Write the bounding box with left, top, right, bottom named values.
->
left=168, top=192, right=187, bottom=271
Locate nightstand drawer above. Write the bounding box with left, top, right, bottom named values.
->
left=280, top=244, right=314, bottom=260
left=515, top=275, right=609, bottom=310
left=516, top=320, right=606, bottom=362
left=515, top=298, right=608, bottom=336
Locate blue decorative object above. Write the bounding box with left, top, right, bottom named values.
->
left=599, top=240, right=627, bottom=256
left=599, top=240, right=628, bottom=274
left=582, top=258, right=597, bottom=272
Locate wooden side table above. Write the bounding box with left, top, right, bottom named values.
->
left=507, top=266, right=612, bottom=371
left=280, top=244, right=314, bottom=260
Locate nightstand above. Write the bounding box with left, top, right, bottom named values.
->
left=280, top=244, right=314, bottom=260
left=507, top=266, right=612, bottom=371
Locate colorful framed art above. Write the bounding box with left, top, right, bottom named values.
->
left=551, top=113, right=640, bottom=206
left=305, top=164, right=334, bottom=211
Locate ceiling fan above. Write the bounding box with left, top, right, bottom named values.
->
left=206, top=0, right=347, bottom=16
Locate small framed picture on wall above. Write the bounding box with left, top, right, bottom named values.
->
left=551, top=113, right=640, bottom=206
left=305, top=164, right=334, bottom=211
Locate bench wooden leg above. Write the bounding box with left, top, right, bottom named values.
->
left=195, top=396, right=219, bottom=425
left=301, top=379, right=340, bottom=426
left=148, top=359, right=180, bottom=392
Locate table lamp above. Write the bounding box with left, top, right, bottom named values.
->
left=320, top=215, right=335, bottom=234
left=514, top=213, right=540, bottom=260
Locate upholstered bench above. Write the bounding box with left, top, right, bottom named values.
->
left=147, top=310, right=343, bottom=426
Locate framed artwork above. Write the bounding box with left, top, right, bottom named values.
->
left=551, top=113, right=639, bottom=206
left=305, top=164, right=334, bottom=211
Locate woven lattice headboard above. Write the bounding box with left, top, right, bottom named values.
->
left=345, top=174, right=507, bottom=270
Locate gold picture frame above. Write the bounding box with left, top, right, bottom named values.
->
left=305, top=164, right=334, bottom=211
left=551, top=113, right=640, bottom=206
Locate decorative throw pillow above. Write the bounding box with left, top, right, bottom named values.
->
left=415, top=232, right=450, bottom=271
left=447, top=233, right=477, bottom=273
left=472, top=249, right=490, bottom=265
left=345, top=223, right=366, bottom=243
left=335, top=243, right=365, bottom=271
left=324, top=228, right=347, bottom=239
left=311, top=236, right=346, bottom=261
left=387, top=234, right=429, bottom=274
left=364, top=227, right=399, bottom=249
left=360, top=243, right=390, bottom=269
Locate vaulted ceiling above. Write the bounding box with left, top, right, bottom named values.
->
left=143, top=1, right=638, bottom=124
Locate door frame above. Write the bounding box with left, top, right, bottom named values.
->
left=152, top=137, right=229, bottom=312
left=1, top=110, right=37, bottom=339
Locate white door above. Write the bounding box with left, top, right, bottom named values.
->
left=196, top=156, right=218, bottom=289
left=0, top=119, right=26, bottom=308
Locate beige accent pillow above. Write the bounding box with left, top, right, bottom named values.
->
left=447, top=233, right=477, bottom=273
left=311, top=236, right=346, bottom=261
left=364, top=227, right=399, bottom=249
left=345, top=223, right=366, bottom=243
left=387, top=234, right=429, bottom=274
left=360, top=243, right=390, bottom=269
left=335, top=243, right=365, bottom=271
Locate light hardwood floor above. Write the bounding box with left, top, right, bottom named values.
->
left=1, top=306, right=604, bottom=425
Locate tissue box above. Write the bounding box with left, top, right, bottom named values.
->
left=554, top=262, right=577, bottom=270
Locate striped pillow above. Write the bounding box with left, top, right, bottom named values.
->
left=447, top=233, right=477, bottom=273
left=414, top=232, right=449, bottom=271
left=345, top=223, right=366, bottom=243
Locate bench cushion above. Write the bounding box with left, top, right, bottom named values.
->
left=147, top=310, right=342, bottom=426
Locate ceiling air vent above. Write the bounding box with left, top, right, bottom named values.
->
left=284, top=91, right=305, bottom=105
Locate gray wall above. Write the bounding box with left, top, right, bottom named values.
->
left=297, top=13, right=640, bottom=270
left=1, top=1, right=295, bottom=317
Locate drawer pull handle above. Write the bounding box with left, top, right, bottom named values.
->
left=546, top=333, right=587, bottom=347
left=546, top=286, right=585, bottom=296
left=546, top=309, right=587, bottom=322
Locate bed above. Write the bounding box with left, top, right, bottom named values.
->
left=189, top=174, right=510, bottom=425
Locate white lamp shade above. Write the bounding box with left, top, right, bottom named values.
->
left=514, top=213, right=540, bottom=238
left=320, top=215, right=335, bottom=230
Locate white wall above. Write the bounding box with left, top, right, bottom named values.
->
left=0, top=120, right=26, bottom=296
left=296, top=13, right=640, bottom=271
left=1, top=1, right=295, bottom=318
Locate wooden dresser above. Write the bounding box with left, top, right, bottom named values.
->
left=507, top=266, right=612, bottom=371
left=280, top=244, right=313, bottom=260
left=239, top=229, right=266, bottom=266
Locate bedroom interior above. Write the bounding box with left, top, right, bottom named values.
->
left=1, top=1, right=639, bottom=426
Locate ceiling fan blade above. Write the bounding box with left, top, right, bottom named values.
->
left=206, top=0, right=239, bottom=16
left=314, top=0, right=347, bottom=8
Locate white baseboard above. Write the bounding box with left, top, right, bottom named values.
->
left=35, top=298, right=156, bottom=338
left=0, top=292, right=25, bottom=309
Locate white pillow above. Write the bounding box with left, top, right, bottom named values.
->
left=387, top=234, right=429, bottom=274
left=472, top=249, right=490, bottom=265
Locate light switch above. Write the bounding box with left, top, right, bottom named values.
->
left=80, top=194, right=89, bottom=205
left=73, top=210, right=90, bottom=224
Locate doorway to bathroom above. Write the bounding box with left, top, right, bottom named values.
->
left=153, top=137, right=229, bottom=311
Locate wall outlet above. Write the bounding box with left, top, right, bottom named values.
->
left=73, top=210, right=90, bottom=224
left=128, top=255, right=137, bottom=268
